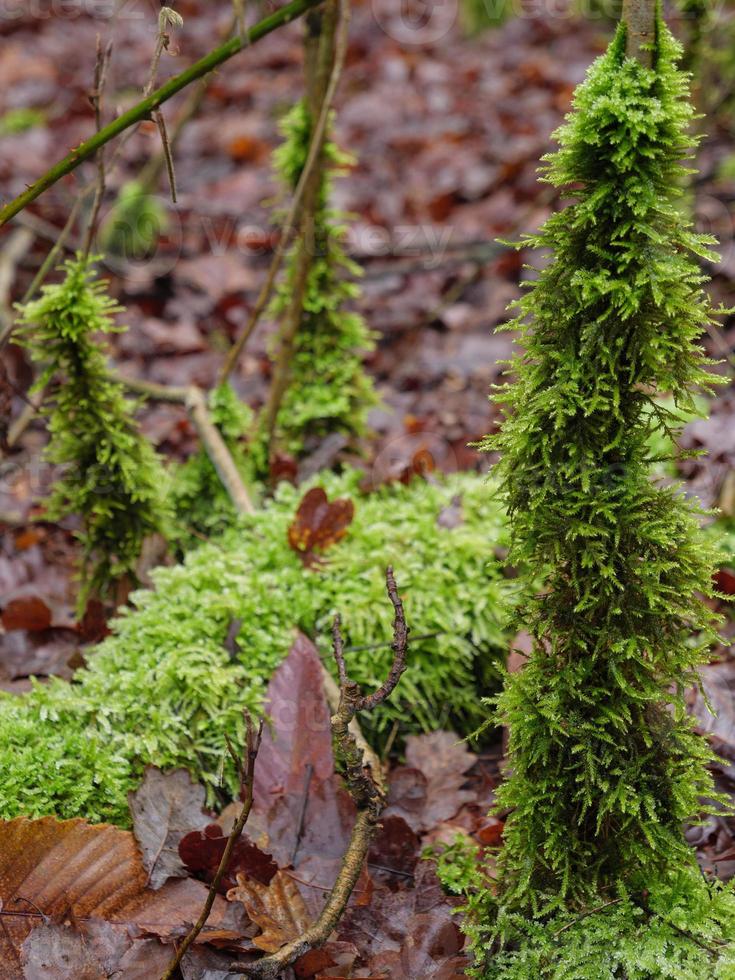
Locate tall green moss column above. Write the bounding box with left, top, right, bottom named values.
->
left=483, top=10, right=723, bottom=922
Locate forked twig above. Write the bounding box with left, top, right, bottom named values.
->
left=230, top=567, right=409, bottom=978
left=218, top=0, right=349, bottom=387
left=161, top=714, right=264, bottom=980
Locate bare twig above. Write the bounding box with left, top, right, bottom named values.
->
left=0, top=228, right=34, bottom=346
left=161, top=714, right=264, bottom=980
left=81, top=37, right=114, bottom=259
left=116, top=375, right=256, bottom=514
left=218, top=0, right=348, bottom=388
left=0, top=0, right=325, bottom=226
left=232, top=568, right=409, bottom=978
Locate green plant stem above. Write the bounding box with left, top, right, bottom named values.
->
left=0, top=0, right=324, bottom=227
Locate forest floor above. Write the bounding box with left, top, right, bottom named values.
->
left=2, top=0, right=735, bottom=975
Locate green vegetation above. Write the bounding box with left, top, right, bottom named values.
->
left=16, top=256, right=171, bottom=610
left=436, top=14, right=735, bottom=977
left=435, top=838, right=735, bottom=979
left=100, top=180, right=168, bottom=260
left=169, top=382, right=255, bottom=548
left=0, top=470, right=511, bottom=825
left=264, top=100, right=377, bottom=459
left=0, top=107, right=45, bottom=136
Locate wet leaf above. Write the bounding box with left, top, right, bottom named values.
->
left=128, top=767, right=211, bottom=890
left=179, top=823, right=278, bottom=893
left=287, top=488, right=354, bottom=567
left=0, top=816, right=236, bottom=969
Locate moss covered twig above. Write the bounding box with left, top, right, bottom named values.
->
left=0, top=0, right=325, bottom=227
left=231, top=567, right=409, bottom=977
left=219, top=0, right=347, bottom=389
left=161, top=713, right=263, bottom=980
left=259, top=0, right=342, bottom=451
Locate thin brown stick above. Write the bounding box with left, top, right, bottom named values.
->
left=81, top=37, right=114, bottom=259
left=217, top=0, right=348, bottom=387
left=0, top=228, right=34, bottom=346
left=117, top=375, right=256, bottom=514
left=232, top=568, right=408, bottom=978
left=259, top=0, right=343, bottom=458
left=161, top=714, right=263, bottom=980
left=186, top=386, right=256, bottom=515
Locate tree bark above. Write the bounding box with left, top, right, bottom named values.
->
left=622, top=0, right=657, bottom=67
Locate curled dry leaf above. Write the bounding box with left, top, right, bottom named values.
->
left=386, top=731, right=477, bottom=832
left=287, top=487, right=355, bottom=567
left=227, top=870, right=310, bottom=953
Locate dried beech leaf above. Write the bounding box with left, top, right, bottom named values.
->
left=0, top=816, right=234, bottom=971
left=128, top=766, right=210, bottom=889
left=287, top=488, right=354, bottom=567
left=227, top=870, right=310, bottom=953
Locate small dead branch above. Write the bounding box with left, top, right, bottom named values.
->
left=185, top=386, right=255, bottom=515
left=231, top=566, right=409, bottom=978
left=218, top=0, right=348, bottom=388
left=161, top=713, right=264, bottom=980
left=116, top=375, right=255, bottom=515
left=0, top=228, right=34, bottom=348
left=81, top=37, right=114, bottom=259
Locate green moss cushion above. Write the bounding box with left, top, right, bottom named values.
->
left=0, top=471, right=511, bottom=825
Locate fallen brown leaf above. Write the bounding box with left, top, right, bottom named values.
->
left=227, top=870, right=310, bottom=953
left=128, top=767, right=211, bottom=890
left=287, top=488, right=354, bottom=568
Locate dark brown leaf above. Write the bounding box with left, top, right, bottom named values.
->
left=179, top=823, right=278, bottom=892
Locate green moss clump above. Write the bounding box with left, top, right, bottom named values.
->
left=0, top=470, right=511, bottom=825
left=265, top=101, right=378, bottom=458
left=440, top=12, right=735, bottom=976
left=16, top=256, right=171, bottom=608
left=434, top=839, right=735, bottom=979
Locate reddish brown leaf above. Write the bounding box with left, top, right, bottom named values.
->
left=179, top=823, right=278, bottom=892
left=287, top=488, right=354, bottom=567
left=0, top=816, right=237, bottom=972
left=368, top=815, right=420, bottom=879
left=77, top=599, right=111, bottom=643
left=2, top=595, right=52, bottom=632
left=716, top=568, right=735, bottom=596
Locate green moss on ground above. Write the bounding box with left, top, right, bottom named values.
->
left=0, top=470, right=511, bottom=825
